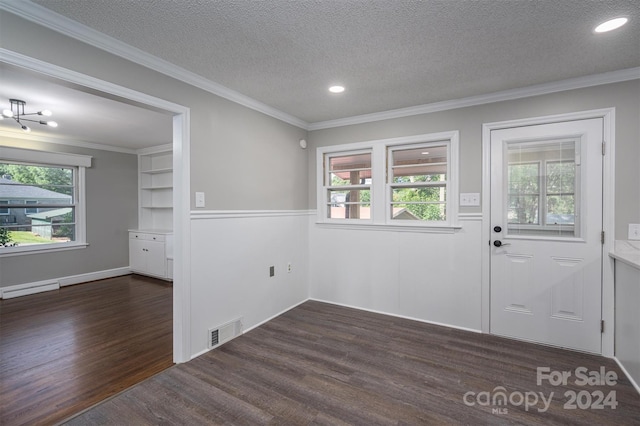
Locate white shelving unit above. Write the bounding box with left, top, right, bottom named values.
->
left=138, top=145, right=173, bottom=231
left=131, top=144, right=173, bottom=280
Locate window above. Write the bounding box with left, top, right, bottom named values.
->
left=0, top=200, right=8, bottom=215
left=506, top=140, right=578, bottom=237
left=388, top=144, right=448, bottom=222
left=508, top=162, right=540, bottom=225
left=325, top=151, right=372, bottom=220
left=0, top=146, right=91, bottom=255
left=25, top=200, right=39, bottom=214
left=317, top=131, right=459, bottom=229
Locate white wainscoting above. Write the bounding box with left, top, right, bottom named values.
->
left=309, top=214, right=484, bottom=331
left=189, top=210, right=312, bottom=357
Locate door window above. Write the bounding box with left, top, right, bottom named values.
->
left=506, top=139, right=579, bottom=238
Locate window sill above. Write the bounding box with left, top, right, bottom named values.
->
left=315, top=221, right=462, bottom=234
left=0, top=242, right=88, bottom=258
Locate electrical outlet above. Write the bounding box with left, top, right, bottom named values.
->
left=629, top=224, right=640, bottom=240
left=287, top=262, right=292, bottom=273
left=269, top=266, right=275, bottom=277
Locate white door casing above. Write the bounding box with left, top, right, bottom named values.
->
left=489, top=118, right=604, bottom=354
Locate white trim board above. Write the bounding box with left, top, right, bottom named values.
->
left=0, top=266, right=131, bottom=299
left=309, top=69, right=639, bottom=130
left=310, top=298, right=483, bottom=334
left=0, top=129, right=137, bottom=154
left=614, top=356, right=640, bottom=396
left=1, top=1, right=638, bottom=131
left=0, top=145, right=91, bottom=167
left=191, top=209, right=316, bottom=220
left=481, top=108, right=616, bottom=358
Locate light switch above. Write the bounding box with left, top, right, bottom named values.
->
left=629, top=224, right=640, bottom=240
left=195, top=192, right=205, bottom=208
left=460, top=193, right=480, bottom=207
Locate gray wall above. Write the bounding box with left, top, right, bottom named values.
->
left=0, top=12, right=309, bottom=211
left=308, top=80, right=640, bottom=239
left=0, top=137, right=138, bottom=287
left=0, top=11, right=310, bottom=288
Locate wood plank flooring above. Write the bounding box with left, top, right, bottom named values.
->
left=0, top=275, right=173, bottom=426
left=66, top=301, right=640, bottom=425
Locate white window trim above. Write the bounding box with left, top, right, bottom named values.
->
left=323, top=148, right=374, bottom=224
left=0, top=147, right=91, bottom=257
left=316, top=131, right=460, bottom=231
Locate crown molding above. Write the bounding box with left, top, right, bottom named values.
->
left=308, top=67, right=640, bottom=130
left=136, top=143, right=173, bottom=156
left=0, top=0, right=309, bottom=130
left=2, top=1, right=638, bottom=133
left=0, top=129, right=137, bottom=154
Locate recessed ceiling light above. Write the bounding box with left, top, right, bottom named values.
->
left=329, top=85, right=345, bottom=94
left=594, top=17, right=628, bottom=33
left=421, top=151, right=430, bottom=155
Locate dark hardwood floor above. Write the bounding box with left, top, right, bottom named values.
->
left=65, top=300, right=640, bottom=425
left=0, top=274, right=173, bottom=426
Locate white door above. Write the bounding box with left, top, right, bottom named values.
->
left=490, top=118, right=603, bottom=354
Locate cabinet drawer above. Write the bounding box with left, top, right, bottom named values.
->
left=129, top=232, right=166, bottom=242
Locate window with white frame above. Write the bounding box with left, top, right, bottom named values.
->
left=324, top=151, right=372, bottom=220
left=387, top=143, right=448, bottom=222
left=317, top=131, right=459, bottom=228
left=0, top=147, right=90, bottom=254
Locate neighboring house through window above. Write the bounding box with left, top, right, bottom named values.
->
left=0, top=146, right=91, bottom=255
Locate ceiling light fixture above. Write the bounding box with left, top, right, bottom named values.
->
left=1, top=99, right=58, bottom=132
left=594, top=17, right=628, bottom=33
left=329, top=85, right=345, bottom=94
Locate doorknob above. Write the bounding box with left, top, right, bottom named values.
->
left=493, top=240, right=511, bottom=247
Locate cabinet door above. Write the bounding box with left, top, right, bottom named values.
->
left=145, top=240, right=166, bottom=277
left=130, top=238, right=147, bottom=273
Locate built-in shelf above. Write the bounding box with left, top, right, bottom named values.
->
left=138, top=145, right=173, bottom=231
left=141, top=185, right=173, bottom=190
left=140, top=167, right=173, bottom=175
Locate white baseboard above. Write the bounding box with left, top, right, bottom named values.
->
left=614, top=356, right=640, bottom=396
left=58, top=267, right=132, bottom=287
left=309, top=298, right=483, bottom=334
left=0, top=279, right=60, bottom=299
left=0, top=267, right=132, bottom=299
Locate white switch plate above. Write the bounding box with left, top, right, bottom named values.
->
left=629, top=224, right=640, bottom=240
left=460, top=193, right=480, bottom=207
left=195, top=191, right=205, bottom=208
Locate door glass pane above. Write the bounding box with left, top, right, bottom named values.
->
left=506, top=140, right=579, bottom=238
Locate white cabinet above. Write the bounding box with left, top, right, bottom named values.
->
left=129, top=231, right=172, bottom=280
left=132, top=145, right=173, bottom=281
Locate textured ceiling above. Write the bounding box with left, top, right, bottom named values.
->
left=3, top=0, right=631, bottom=128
